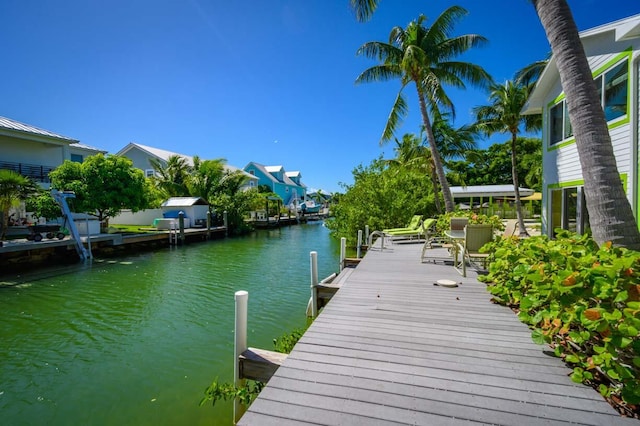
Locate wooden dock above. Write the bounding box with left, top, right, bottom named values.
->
left=238, top=240, right=635, bottom=425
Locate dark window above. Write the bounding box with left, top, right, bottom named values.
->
left=70, top=154, right=83, bottom=163
left=603, top=60, right=628, bottom=121
left=550, top=103, right=564, bottom=145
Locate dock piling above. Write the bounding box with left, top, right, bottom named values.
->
left=178, top=212, right=185, bottom=245
left=356, top=230, right=362, bottom=259
left=339, top=237, right=346, bottom=271
left=310, top=251, right=318, bottom=318
left=234, top=290, right=248, bottom=423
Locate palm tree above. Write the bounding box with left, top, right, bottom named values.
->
left=355, top=7, right=490, bottom=212
left=351, top=0, right=640, bottom=247
left=473, top=80, right=542, bottom=237
left=0, top=170, right=37, bottom=240
left=150, top=155, right=192, bottom=198
left=532, top=0, right=640, bottom=249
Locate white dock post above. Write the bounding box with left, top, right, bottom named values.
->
left=356, top=230, right=362, bottom=259
left=365, top=225, right=369, bottom=246
left=339, top=237, right=346, bottom=271
left=234, top=290, right=248, bottom=423
left=310, top=251, right=318, bottom=318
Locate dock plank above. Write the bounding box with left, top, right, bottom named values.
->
left=238, top=238, right=633, bottom=425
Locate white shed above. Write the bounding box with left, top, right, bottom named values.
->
left=159, top=197, right=209, bottom=228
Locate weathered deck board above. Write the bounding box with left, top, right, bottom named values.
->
left=238, top=240, right=634, bottom=425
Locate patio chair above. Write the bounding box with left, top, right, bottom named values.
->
left=383, top=215, right=423, bottom=234
left=387, top=218, right=434, bottom=242
left=455, top=224, right=494, bottom=277
left=450, top=217, right=468, bottom=231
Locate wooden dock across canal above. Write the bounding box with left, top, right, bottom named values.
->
left=238, top=239, right=635, bottom=425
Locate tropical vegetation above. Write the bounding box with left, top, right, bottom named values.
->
left=325, top=156, right=437, bottom=244
left=446, top=137, right=542, bottom=191
left=350, top=0, right=640, bottom=251
left=473, top=80, right=542, bottom=237
left=480, top=231, right=640, bottom=413
left=0, top=170, right=38, bottom=240
left=355, top=6, right=490, bottom=213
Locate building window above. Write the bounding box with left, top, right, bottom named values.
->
left=249, top=170, right=255, bottom=175
left=70, top=154, right=83, bottom=163
left=599, top=59, right=628, bottom=122
left=249, top=181, right=255, bottom=187
left=145, top=169, right=155, bottom=178
left=549, top=58, right=628, bottom=146
left=549, top=103, right=564, bottom=145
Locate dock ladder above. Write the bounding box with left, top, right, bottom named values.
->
left=50, top=190, right=91, bottom=261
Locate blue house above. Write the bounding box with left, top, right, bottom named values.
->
left=243, top=162, right=306, bottom=207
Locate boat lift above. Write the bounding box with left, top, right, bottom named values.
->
left=51, top=190, right=91, bottom=261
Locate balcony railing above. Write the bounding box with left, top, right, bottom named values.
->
left=0, top=161, right=54, bottom=183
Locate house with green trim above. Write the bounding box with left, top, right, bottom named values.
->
left=243, top=162, right=306, bottom=207
left=522, top=13, right=640, bottom=237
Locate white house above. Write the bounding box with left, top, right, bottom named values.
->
left=0, top=116, right=105, bottom=187
left=522, top=13, right=640, bottom=237
left=116, top=142, right=258, bottom=190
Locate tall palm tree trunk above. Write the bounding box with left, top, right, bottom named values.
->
left=510, top=132, right=529, bottom=237
left=429, top=160, right=443, bottom=214
left=534, top=0, right=640, bottom=249
left=416, top=86, right=455, bottom=212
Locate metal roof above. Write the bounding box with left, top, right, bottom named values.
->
left=161, top=197, right=208, bottom=207
left=0, top=116, right=79, bottom=142
left=118, top=142, right=256, bottom=180
left=450, top=185, right=534, bottom=198
left=69, top=142, right=106, bottom=153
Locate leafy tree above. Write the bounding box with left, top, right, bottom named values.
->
left=355, top=7, right=490, bottom=212
left=446, top=138, right=542, bottom=191
left=473, top=80, right=542, bottom=237
left=0, top=170, right=37, bottom=239
left=25, top=190, right=62, bottom=222
left=325, top=157, right=436, bottom=244
left=49, top=154, right=150, bottom=225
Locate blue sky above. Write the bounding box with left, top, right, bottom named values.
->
left=2, top=1, right=639, bottom=193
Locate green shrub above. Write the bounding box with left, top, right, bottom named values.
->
left=480, top=230, right=640, bottom=407
left=434, top=211, right=504, bottom=235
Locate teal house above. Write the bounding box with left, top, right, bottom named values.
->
left=243, top=162, right=306, bottom=207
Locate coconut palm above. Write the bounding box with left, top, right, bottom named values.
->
left=356, top=7, right=490, bottom=212
left=150, top=155, right=192, bottom=198
left=0, top=170, right=37, bottom=240
left=473, top=80, right=542, bottom=237
left=532, top=0, right=640, bottom=248
left=351, top=0, right=640, bottom=247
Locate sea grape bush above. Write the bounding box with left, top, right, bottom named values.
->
left=479, top=230, right=640, bottom=407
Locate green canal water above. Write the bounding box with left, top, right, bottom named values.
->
left=0, top=222, right=340, bottom=425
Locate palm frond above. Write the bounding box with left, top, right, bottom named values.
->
left=350, top=0, right=379, bottom=22
left=381, top=91, right=408, bottom=144
left=356, top=41, right=400, bottom=62
left=426, top=6, right=469, bottom=41
left=355, top=65, right=402, bottom=84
